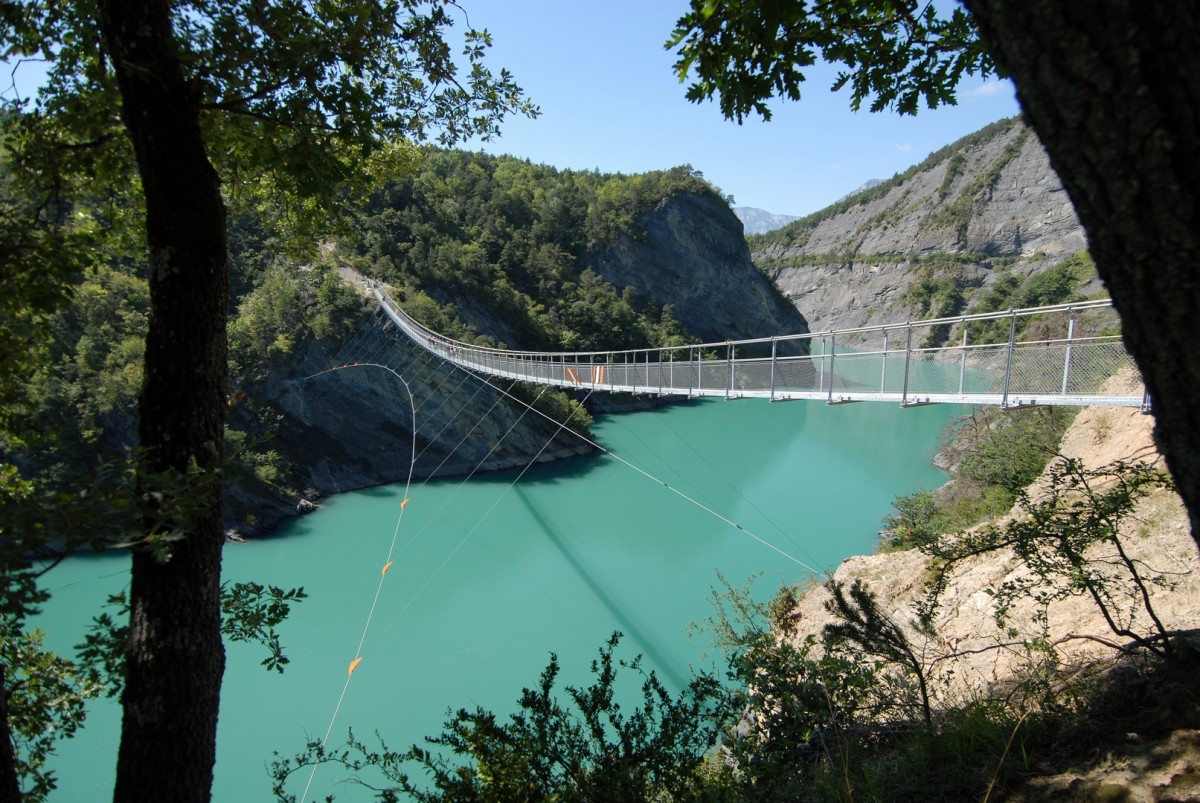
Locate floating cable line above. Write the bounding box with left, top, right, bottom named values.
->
left=411, top=377, right=524, bottom=480
left=381, top=383, right=591, bottom=633
left=411, top=361, right=472, bottom=419
left=355, top=338, right=391, bottom=370
left=383, top=340, right=478, bottom=425
left=294, top=331, right=818, bottom=798
left=297, top=348, right=584, bottom=798
left=306, top=352, right=562, bottom=629
left=640, top=407, right=825, bottom=570
left=299, top=363, right=420, bottom=803
left=326, top=311, right=822, bottom=575
left=412, top=377, right=491, bottom=467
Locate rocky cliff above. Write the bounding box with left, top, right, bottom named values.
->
left=755, top=118, right=1093, bottom=335
left=585, top=192, right=809, bottom=344
left=224, top=304, right=594, bottom=536
left=781, top=372, right=1199, bottom=800
left=733, top=206, right=800, bottom=235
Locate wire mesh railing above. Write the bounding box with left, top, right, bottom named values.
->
left=374, top=287, right=1147, bottom=409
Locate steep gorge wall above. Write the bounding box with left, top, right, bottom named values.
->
left=584, top=192, right=809, bottom=344
left=757, top=119, right=1091, bottom=335
left=443, top=191, right=810, bottom=348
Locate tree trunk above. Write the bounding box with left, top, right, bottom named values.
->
left=96, top=1, right=229, bottom=801
left=0, top=670, right=20, bottom=803
left=962, top=0, right=1200, bottom=548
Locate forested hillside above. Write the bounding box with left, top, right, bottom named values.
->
left=5, top=150, right=805, bottom=538
left=343, top=150, right=805, bottom=350
left=751, top=117, right=1100, bottom=337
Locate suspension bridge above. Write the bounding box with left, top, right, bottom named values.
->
left=373, top=288, right=1147, bottom=410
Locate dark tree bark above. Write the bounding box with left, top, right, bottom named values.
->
left=96, top=1, right=229, bottom=800
left=0, top=672, right=19, bottom=803
left=962, top=0, right=1200, bottom=547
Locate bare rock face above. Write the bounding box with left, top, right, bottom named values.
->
left=777, top=374, right=1200, bottom=800
left=734, top=206, right=801, bottom=235
left=757, top=120, right=1088, bottom=335
left=584, top=192, right=810, bottom=344
left=783, top=381, right=1197, bottom=702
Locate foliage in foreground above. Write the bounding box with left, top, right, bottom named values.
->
left=920, top=457, right=1177, bottom=655
left=270, top=632, right=731, bottom=802
left=3, top=580, right=306, bottom=800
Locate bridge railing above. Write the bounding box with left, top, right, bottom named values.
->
left=374, top=288, right=1146, bottom=409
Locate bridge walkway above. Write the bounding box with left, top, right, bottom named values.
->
left=374, top=288, right=1146, bottom=410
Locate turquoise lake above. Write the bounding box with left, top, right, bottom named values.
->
left=35, top=397, right=961, bottom=800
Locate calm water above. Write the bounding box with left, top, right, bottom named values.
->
left=36, top=397, right=959, bottom=800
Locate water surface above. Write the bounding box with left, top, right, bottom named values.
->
left=37, top=397, right=960, bottom=800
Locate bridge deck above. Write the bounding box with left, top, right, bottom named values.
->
left=374, top=289, right=1146, bottom=410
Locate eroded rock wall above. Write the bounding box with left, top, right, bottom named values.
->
left=584, top=192, right=809, bottom=345
left=223, top=309, right=594, bottom=536
left=758, top=120, right=1089, bottom=335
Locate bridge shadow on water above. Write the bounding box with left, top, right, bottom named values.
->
left=508, top=483, right=692, bottom=692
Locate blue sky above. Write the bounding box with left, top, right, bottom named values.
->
left=2, top=2, right=1021, bottom=217
left=461, top=1, right=1021, bottom=216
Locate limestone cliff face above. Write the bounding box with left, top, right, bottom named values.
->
left=420, top=191, right=808, bottom=351
left=757, top=119, right=1089, bottom=334
left=584, top=192, right=810, bottom=344
left=733, top=206, right=801, bottom=235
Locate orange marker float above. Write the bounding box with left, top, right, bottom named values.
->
left=400, top=498, right=410, bottom=509
left=348, top=657, right=363, bottom=676
left=381, top=561, right=393, bottom=576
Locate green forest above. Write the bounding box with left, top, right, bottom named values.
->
left=3, top=149, right=731, bottom=522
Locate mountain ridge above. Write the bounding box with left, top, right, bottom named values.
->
left=732, top=206, right=800, bottom=235
left=749, top=117, right=1093, bottom=336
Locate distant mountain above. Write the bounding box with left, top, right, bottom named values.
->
left=833, top=178, right=884, bottom=205
left=733, top=206, right=801, bottom=235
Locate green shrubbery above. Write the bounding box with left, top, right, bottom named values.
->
left=282, top=524, right=1198, bottom=801
left=228, top=261, right=366, bottom=383
left=883, top=406, right=1074, bottom=550
left=509, top=382, right=594, bottom=437
left=963, top=250, right=1096, bottom=345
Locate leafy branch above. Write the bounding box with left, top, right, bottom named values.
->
left=919, top=457, right=1177, bottom=656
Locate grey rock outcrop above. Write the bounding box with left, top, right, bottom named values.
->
left=585, top=192, right=809, bottom=344
left=757, top=119, right=1089, bottom=335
